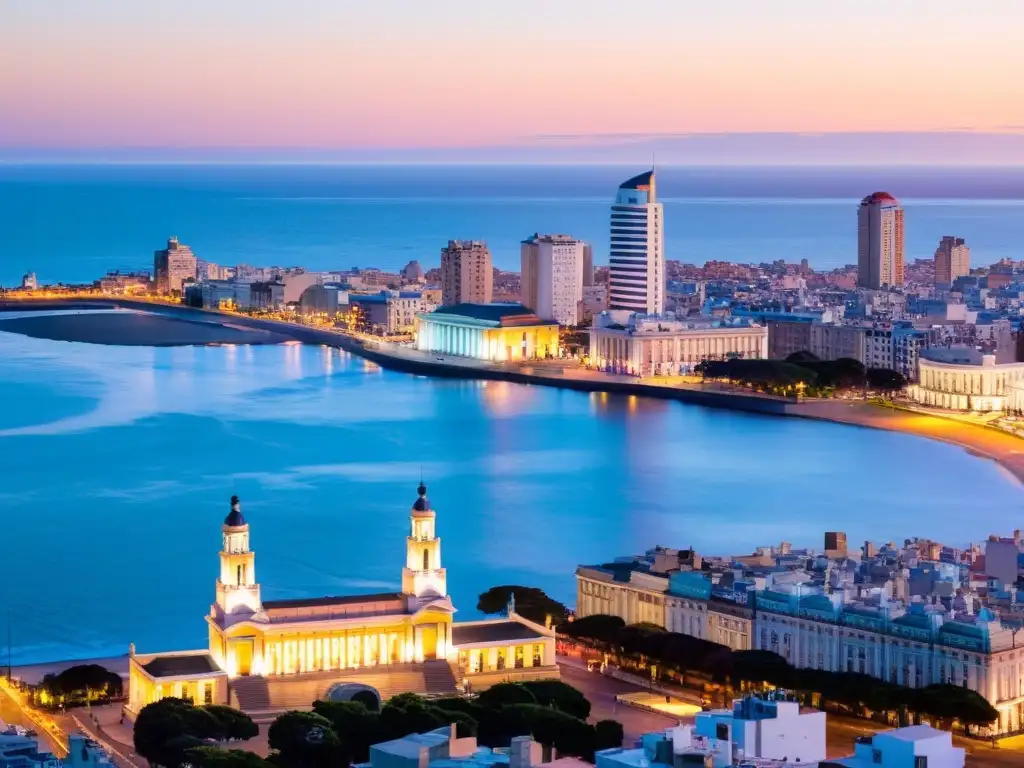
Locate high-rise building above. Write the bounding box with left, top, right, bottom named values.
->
left=439, top=240, right=492, bottom=306
left=934, top=236, right=970, bottom=285
left=520, top=233, right=586, bottom=326
left=154, top=236, right=198, bottom=294
left=583, top=243, right=594, bottom=287
left=857, top=192, right=904, bottom=289
left=608, top=170, right=664, bottom=314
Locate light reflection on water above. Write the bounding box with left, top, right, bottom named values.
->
left=0, top=332, right=1020, bottom=664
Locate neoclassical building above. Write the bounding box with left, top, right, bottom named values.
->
left=588, top=312, right=768, bottom=377
left=908, top=347, right=1024, bottom=413
left=126, top=484, right=557, bottom=720
left=414, top=303, right=560, bottom=362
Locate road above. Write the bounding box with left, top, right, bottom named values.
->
left=0, top=687, right=65, bottom=758
left=558, top=664, right=681, bottom=743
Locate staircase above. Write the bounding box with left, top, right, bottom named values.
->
left=229, top=675, right=271, bottom=712
left=229, top=661, right=461, bottom=721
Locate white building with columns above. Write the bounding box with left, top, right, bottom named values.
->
left=908, top=347, right=1024, bottom=413
left=415, top=303, right=560, bottom=362
left=589, top=311, right=769, bottom=377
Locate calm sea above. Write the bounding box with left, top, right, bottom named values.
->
left=2, top=164, right=1024, bottom=286
left=0, top=332, right=1020, bottom=664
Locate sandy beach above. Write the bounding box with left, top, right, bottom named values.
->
left=0, top=309, right=297, bottom=347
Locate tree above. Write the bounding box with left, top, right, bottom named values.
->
left=134, top=698, right=220, bottom=767
left=268, top=711, right=345, bottom=768
left=477, top=586, right=569, bottom=626
left=311, top=700, right=380, bottom=764
left=785, top=351, right=820, bottom=364
left=204, top=705, right=260, bottom=742
left=39, top=664, right=123, bottom=707
left=867, top=367, right=906, bottom=393
left=520, top=680, right=591, bottom=720
left=501, top=704, right=596, bottom=760
left=475, top=683, right=537, bottom=710
left=594, top=719, right=624, bottom=751
left=184, top=747, right=271, bottom=768
left=560, top=614, right=625, bottom=647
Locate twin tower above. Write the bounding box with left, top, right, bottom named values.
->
left=214, top=482, right=449, bottom=622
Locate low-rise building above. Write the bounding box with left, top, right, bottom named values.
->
left=829, top=724, right=964, bottom=768
left=415, top=304, right=559, bottom=362
left=908, top=347, right=1024, bottom=412
left=576, top=562, right=669, bottom=628
left=589, top=312, right=768, bottom=377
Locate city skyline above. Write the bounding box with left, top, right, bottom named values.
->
left=3, top=1, right=1024, bottom=164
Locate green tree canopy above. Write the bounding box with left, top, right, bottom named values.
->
left=475, top=682, right=537, bottom=710
left=41, top=664, right=123, bottom=700
left=134, top=698, right=220, bottom=767
left=477, top=586, right=569, bottom=626
left=267, top=711, right=345, bottom=768
left=520, top=680, right=591, bottom=720
left=594, top=719, right=624, bottom=751
left=867, top=367, right=907, bottom=393
left=560, top=614, right=625, bottom=646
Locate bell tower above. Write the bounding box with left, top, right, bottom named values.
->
left=401, top=482, right=447, bottom=600
left=214, top=495, right=262, bottom=617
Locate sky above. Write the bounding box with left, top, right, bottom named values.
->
left=2, top=0, right=1024, bottom=163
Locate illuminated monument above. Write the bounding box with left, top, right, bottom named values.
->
left=125, top=484, right=558, bottom=719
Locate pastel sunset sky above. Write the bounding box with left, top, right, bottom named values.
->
left=3, top=0, right=1023, bottom=162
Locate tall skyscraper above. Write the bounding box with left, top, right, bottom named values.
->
left=520, top=234, right=586, bottom=326
left=934, top=236, right=971, bottom=285
left=153, top=236, right=198, bottom=294
left=608, top=170, right=664, bottom=314
left=857, top=192, right=904, bottom=289
left=439, top=240, right=493, bottom=306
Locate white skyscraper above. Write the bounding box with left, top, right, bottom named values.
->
left=608, top=170, right=664, bottom=314
left=857, top=192, right=904, bottom=289
left=520, top=233, right=586, bottom=326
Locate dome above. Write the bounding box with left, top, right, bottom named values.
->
left=224, top=495, right=247, bottom=527
left=862, top=191, right=899, bottom=205
left=412, top=482, right=432, bottom=514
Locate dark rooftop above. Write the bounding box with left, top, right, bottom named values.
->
left=263, top=592, right=404, bottom=610
left=142, top=653, right=220, bottom=678
left=431, top=303, right=545, bottom=324
left=224, top=495, right=246, bottom=527
left=619, top=170, right=654, bottom=190
left=452, top=621, right=545, bottom=645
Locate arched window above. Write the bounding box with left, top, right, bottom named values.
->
left=423, top=549, right=430, bottom=570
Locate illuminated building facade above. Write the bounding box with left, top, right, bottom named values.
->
left=908, top=347, right=1024, bottom=413
left=153, top=237, right=198, bottom=294
left=415, top=303, right=560, bottom=362
left=126, top=485, right=557, bottom=719
left=588, top=312, right=768, bottom=377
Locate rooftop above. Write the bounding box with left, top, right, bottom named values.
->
left=141, top=653, right=221, bottom=678
left=429, top=303, right=552, bottom=326
left=263, top=592, right=405, bottom=610
left=619, top=170, right=654, bottom=190
left=451, top=620, right=546, bottom=645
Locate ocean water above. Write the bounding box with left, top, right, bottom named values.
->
left=2, top=164, right=1024, bottom=286
left=0, top=330, right=1021, bottom=665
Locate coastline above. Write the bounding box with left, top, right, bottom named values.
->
left=4, top=297, right=1024, bottom=485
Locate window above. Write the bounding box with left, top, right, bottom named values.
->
left=423, top=549, right=430, bottom=570
left=872, top=748, right=882, bottom=764
left=914, top=757, right=928, bottom=768
left=204, top=683, right=213, bottom=705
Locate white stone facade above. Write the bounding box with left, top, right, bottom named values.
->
left=908, top=351, right=1024, bottom=412
left=589, top=312, right=768, bottom=377
left=520, top=234, right=586, bottom=327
